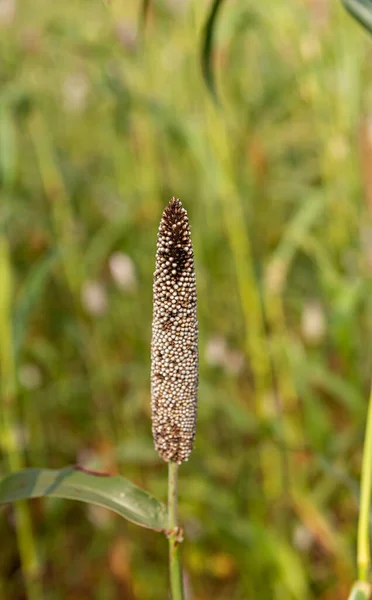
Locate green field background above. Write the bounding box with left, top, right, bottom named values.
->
left=1, top=0, right=372, bottom=598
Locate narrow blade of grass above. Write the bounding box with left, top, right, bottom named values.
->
left=201, top=0, right=227, bottom=101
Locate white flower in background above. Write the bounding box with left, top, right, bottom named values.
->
left=0, top=0, right=16, bottom=26
left=301, top=300, right=326, bottom=344
left=81, top=280, right=108, bottom=316
left=224, top=349, right=245, bottom=376
left=19, top=363, right=43, bottom=389
left=109, top=252, right=137, bottom=292
left=205, top=335, right=228, bottom=367
left=87, top=505, right=113, bottom=529
left=62, top=72, right=89, bottom=113
left=205, top=335, right=245, bottom=374
left=293, top=524, right=313, bottom=552
left=114, top=22, right=137, bottom=52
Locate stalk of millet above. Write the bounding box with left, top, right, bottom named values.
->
left=151, top=197, right=198, bottom=465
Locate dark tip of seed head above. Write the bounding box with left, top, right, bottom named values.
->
left=167, top=196, right=182, bottom=211
left=157, top=198, right=193, bottom=283
left=162, top=198, right=186, bottom=236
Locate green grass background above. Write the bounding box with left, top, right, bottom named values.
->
left=1, top=0, right=372, bottom=598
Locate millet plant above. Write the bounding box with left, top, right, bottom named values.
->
left=0, top=198, right=198, bottom=600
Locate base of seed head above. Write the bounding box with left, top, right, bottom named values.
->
left=151, top=198, right=198, bottom=465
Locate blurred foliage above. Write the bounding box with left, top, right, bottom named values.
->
left=0, top=0, right=372, bottom=598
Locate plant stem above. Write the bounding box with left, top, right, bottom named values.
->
left=357, top=381, right=372, bottom=581
left=0, top=237, right=42, bottom=600
left=168, top=462, right=184, bottom=600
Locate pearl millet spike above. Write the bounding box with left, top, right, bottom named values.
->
left=151, top=198, right=198, bottom=464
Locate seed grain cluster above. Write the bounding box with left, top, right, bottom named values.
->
left=151, top=198, right=198, bottom=464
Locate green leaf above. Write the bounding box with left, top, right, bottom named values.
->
left=201, top=0, right=227, bottom=101
left=347, top=581, right=371, bottom=600
left=342, top=0, right=372, bottom=35
left=0, top=467, right=168, bottom=531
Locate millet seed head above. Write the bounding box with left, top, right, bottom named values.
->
left=151, top=197, right=198, bottom=464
